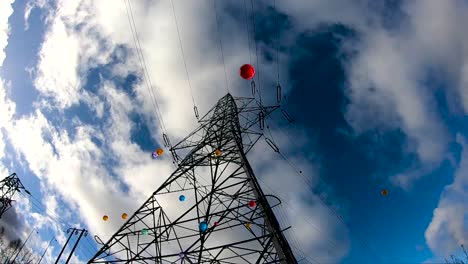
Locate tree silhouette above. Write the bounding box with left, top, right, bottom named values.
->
left=445, top=245, right=468, bottom=264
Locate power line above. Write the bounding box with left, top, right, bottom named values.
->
left=274, top=205, right=313, bottom=263
left=77, top=235, right=95, bottom=260
left=64, top=228, right=88, bottom=264
left=123, top=0, right=171, bottom=147
left=19, top=192, right=100, bottom=262
left=169, top=0, right=198, bottom=115
left=243, top=0, right=252, bottom=65
left=212, top=0, right=230, bottom=94
left=255, top=174, right=340, bottom=257
left=273, top=0, right=281, bottom=86
left=19, top=192, right=66, bottom=231
left=263, top=119, right=382, bottom=263
left=250, top=0, right=263, bottom=104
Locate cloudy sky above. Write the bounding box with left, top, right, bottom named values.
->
left=1, top=0, right=468, bottom=263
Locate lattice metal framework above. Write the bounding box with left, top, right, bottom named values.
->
left=88, top=94, right=298, bottom=263
left=0, top=173, right=29, bottom=218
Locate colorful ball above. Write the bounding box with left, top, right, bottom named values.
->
left=122, top=213, right=128, bottom=220
left=248, top=200, right=256, bottom=207
left=215, top=149, right=222, bottom=157
left=151, top=152, right=158, bottom=159
left=179, top=195, right=186, bottom=202
left=214, top=221, right=219, bottom=227
left=102, top=215, right=109, bottom=221
left=156, top=148, right=164, bottom=156
left=199, top=221, right=208, bottom=232
left=240, top=64, right=255, bottom=80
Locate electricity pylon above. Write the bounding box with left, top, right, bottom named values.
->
left=88, top=94, right=298, bottom=263
left=0, top=173, right=30, bottom=218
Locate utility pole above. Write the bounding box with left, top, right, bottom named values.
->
left=89, top=94, right=297, bottom=263
left=38, top=236, right=55, bottom=264
left=55, top=228, right=75, bottom=264
left=65, top=229, right=87, bottom=264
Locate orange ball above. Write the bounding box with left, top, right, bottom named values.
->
left=102, top=215, right=109, bottom=221
left=214, top=149, right=222, bottom=157
left=381, top=189, right=389, bottom=196
left=122, top=213, right=128, bottom=220
left=156, top=148, right=164, bottom=156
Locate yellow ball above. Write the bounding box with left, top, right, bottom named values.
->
left=102, top=215, right=109, bottom=221
left=246, top=223, right=252, bottom=229
left=122, top=213, right=128, bottom=220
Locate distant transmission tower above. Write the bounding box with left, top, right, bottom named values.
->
left=88, top=94, right=298, bottom=263
left=0, top=173, right=30, bottom=218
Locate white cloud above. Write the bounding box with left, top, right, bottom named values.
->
left=33, top=15, right=81, bottom=109
left=425, top=134, right=468, bottom=257
left=343, top=7, right=450, bottom=183
left=272, top=1, right=468, bottom=258
left=250, top=132, right=350, bottom=263
left=274, top=0, right=369, bottom=34
left=399, top=0, right=468, bottom=146
left=0, top=80, right=15, bottom=179
left=0, top=0, right=15, bottom=68
left=24, top=0, right=48, bottom=31
left=0, top=80, right=14, bottom=150
left=0, top=0, right=15, bottom=176
left=274, top=0, right=455, bottom=189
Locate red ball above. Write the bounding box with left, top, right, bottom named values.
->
left=214, top=221, right=219, bottom=227
left=248, top=200, right=256, bottom=207
left=240, top=64, right=255, bottom=80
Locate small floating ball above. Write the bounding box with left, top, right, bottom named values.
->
left=199, top=221, right=208, bottom=232
left=381, top=189, right=389, bottom=196
left=248, top=200, right=256, bottom=207
left=156, top=148, right=164, bottom=156
left=141, top=229, right=148, bottom=235
left=240, top=64, right=255, bottom=80
left=122, top=213, right=128, bottom=220
left=214, top=149, right=222, bottom=157
left=151, top=152, right=158, bottom=159
left=102, top=215, right=109, bottom=221
left=246, top=223, right=252, bottom=229
left=214, top=221, right=219, bottom=227
left=179, top=195, right=186, bottom=202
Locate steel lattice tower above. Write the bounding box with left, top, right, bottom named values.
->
left=88, top=94, right=298, bottom=263
left=0, top=173, right=30, bottom=218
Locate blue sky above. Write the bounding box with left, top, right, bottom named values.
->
left=1, top=0, right=468, bottom=263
